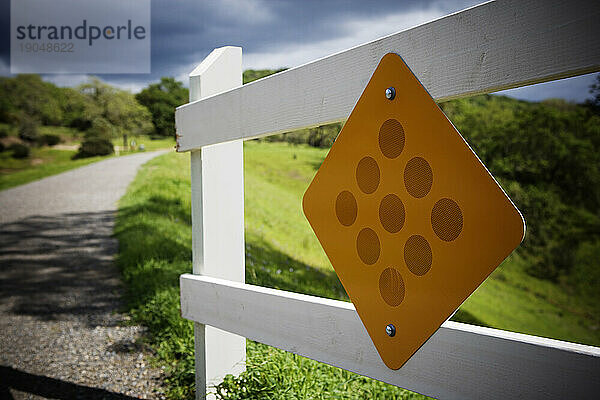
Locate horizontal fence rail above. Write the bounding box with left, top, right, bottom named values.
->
left=181, top=274, right=600, bottom=400
left=175, top=0, right=600, bottom=151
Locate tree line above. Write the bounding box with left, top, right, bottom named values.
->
left=0, top=75, right=188, bottom=158
left=0, top=70, right=286, bottom=158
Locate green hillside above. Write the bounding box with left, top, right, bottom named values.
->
left=115, top=90, right=600, bottom=397
left=249, top=93, right=600, bottom=308
left=114, top=68, right=600, bottom=399
left=243, top=140, right=599, bottom=345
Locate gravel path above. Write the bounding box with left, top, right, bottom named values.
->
left=0, top=151, right=168, bottom=399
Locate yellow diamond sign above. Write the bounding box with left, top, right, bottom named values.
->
left=302, top=53, right=525, bottom=369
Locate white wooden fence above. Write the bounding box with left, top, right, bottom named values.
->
left=175, top=1, right=600, bottom=398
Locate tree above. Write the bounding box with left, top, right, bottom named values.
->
left=70, top=78, right=153, bottom=158
left=58, top=87, right=88, bottom=130
left=78, top=78, right=153, bottom=142
left=136, top=77, right=188, bottom=137
left=441, top=95, right=600, bottom=283
left=588, top=73, right=600, bottom=109
left=17, top=113, right=40, bottom=143
left=0, top=74, right=64, bottom=125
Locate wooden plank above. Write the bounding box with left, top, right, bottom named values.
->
left=180, top=274, right=600, bottom=400
left=188, top=46, right=246, bottom=399
left=175, top=0, right=600, bottom=151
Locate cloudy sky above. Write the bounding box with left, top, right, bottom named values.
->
left=0, top=0, right=596, bottom=102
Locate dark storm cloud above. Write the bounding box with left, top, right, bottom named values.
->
left=142, top=0, right=462, bottom=83
left=0, top=0, right=596, bottom=102
left=0, top=0, right=476, bottom=87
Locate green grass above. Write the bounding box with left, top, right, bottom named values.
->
left=245, top=142, right=331, bottom=272
left=0, top=125, right=175, bottom=190
left=245, top=141, right=600, bottom=345
left=38, top=125, right=81, bottom=138
left=0, top=148, right=110, bottom=191
left=114, top=141, right=599, bottom=399
left=460, top=254, right=600, bottom=344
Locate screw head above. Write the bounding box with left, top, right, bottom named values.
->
left=385, top=87, right=396, bottom=100
left=385, top=324, right=396, bottom=337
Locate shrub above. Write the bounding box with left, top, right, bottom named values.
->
left=282, top=130, right=310, bottom=145
left=38, top=133, right=61, bottom=146
left=0, top=125, right=11, bottom=138
left=0, top=142, right=4, bottom=152
left=73, top=136, right=114, bottom=159
left=18, top=116, right=39, bottom=143
left=9, top=143, right=30, bottom=158
left=308, top=127, right=337, bottom=148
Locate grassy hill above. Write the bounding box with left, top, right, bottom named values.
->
left=244, top=140, right=600, bottom=345
left=115, top=136, right=599, bottom=398
left=113, top=69, right=600, bottom=399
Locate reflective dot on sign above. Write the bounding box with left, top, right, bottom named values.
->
left=356, top=156, right=380, bottom=194
left=379, top=267, right=405, bottom=306
left=379, top=119, right=405, bottom=159
left=356, top=228, right=380, bottom=265
left=378, top=194, right=405, bottom=233
left=335, top=191, right=358, bottom=226
left=431, top=198, right=463, bottom=241
left=404, top=157, right=433, bottom=198
left=404, top=235, right=432, bottom=276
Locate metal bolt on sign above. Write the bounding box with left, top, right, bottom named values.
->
left=386, top=324, right=396, bottom=337
left=385, top=86, right=396, bottom=100
left=302, top=53, right=525, bottom=370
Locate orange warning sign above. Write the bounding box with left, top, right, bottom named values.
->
left=302, top=53, right=525, bottom=369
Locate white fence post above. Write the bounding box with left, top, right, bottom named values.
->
left=188, top=46, right=246, bottom=399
